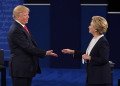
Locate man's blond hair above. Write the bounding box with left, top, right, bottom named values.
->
left=13, top=5, right=30, bottom=20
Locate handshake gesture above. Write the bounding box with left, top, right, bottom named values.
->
left=47, top=49, right=91, bottom=60
left=46, top=49, right=74, bottom=57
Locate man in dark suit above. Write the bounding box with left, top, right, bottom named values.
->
left=8, top=5, right=58, bottom=86
left=62, top=16, right=111, bottom=86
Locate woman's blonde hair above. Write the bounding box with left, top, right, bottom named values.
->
left=92, top=16, right=108, bottom=35
left=13, top=5, right=30, bottom=20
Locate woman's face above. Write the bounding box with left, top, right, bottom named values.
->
left=88, top=21, right=96, bottom=34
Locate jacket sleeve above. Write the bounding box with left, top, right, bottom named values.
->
left=73, top=50, right=85, bottom=59
left=11, top=28, right=46, bottom=58
left=90, top=41, right=109, bottom=65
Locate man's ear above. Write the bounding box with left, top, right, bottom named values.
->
left=16, top=15, right=20, bottom=20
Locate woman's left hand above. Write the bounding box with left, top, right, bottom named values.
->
left=82, top=54, right=91, bottom=60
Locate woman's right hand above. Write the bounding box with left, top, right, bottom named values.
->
left=61, top=49, right=74, bottom=54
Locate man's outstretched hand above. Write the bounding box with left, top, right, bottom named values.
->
left=46, top=50, right=58, bottom=57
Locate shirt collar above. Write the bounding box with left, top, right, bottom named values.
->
left=94, top=34, right=104, bottom=41
left=15, top=20, right=25, bottom=28
left=97, top=34, right=104, bottom=40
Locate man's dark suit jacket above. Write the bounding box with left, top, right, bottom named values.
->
left=74, top=36, right=111, bottom=84
left=8, top=21, right=46, bottom=78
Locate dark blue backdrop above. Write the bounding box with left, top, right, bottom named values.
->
left=0, top=0, right=120, bottom=69
left=0, top=0, right=24, bottom=60
left=107, top=14, right=120, bottom=69
left=26, top=6, right=51, bottom=68
left=50, top=0, right=81, bottom=69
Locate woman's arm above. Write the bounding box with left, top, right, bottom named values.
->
left=62, top=49, right=85, bottom=59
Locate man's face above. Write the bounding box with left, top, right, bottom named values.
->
left=17, top=11, right=29, bottom=25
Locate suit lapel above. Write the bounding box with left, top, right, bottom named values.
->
left=14, top=21, right=38, bottom=47
left=30, top=34, right=38, bottom=47
left=89, top=37, right=104, bottom=55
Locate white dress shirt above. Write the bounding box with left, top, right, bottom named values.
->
left=15, top=20, right=24, bottom=27
left=82, top=34, right=104, bottom=64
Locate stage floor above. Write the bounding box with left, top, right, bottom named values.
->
left=0, top=67, right=120, bottom=86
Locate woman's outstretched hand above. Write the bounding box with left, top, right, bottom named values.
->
left=61, top=49, right=74, bottom=54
